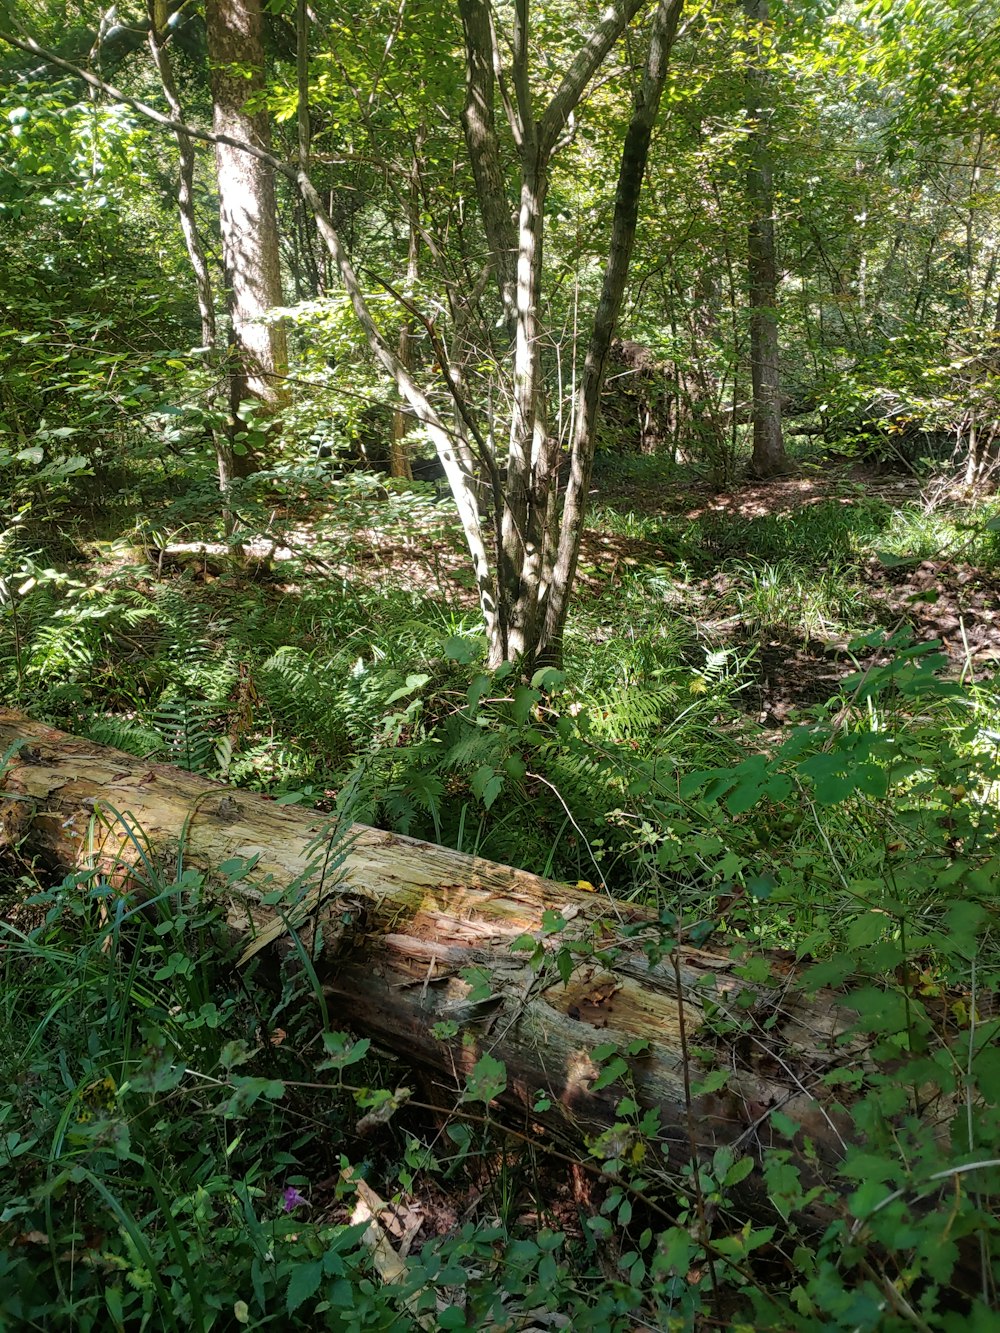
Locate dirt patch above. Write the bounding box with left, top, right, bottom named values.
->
left=683, top=471, right=922, bottom=521
left=741, top=638, right=859, bottom=726
left=723, top=554, right=1000, bottom=725
left=595, top=460, right=924, bottom=522
left=862, top=557, right=1000, bottom=670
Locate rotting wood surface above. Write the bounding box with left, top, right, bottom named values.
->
left=0, top=710, right=860, bottom=1222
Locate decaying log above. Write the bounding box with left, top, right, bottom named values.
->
left=0, top=711, right=861, bottom=1219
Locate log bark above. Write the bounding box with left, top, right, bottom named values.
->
left=0, top=712, right=857, bottom=1219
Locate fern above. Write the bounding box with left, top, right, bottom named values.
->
left=152, top=693, right=220, bottom=773
left=439, top=726, right=503, bottom=771
left=83, top=716, right=166, bottom=758
left=150, top=585, right=227, bottom=681
left=258, top=646, right=351, bottom=754
left=28, top=620, right=98, bottom=681
left=585, top=682, right=683, bottom=741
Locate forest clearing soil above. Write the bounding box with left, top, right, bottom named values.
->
left=598, top=467, right=1000, bottom=724
left=160, top=466, right=1000, bottom=722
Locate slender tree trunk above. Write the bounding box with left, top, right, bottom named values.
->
left=390, top=145, right=421, bottom=482
left=146, top=1, right=237, bottom=522
left=744, top=0, right=787, bottom=479
left=460, top=0, right=652, bottom=670
left=205, top=0, right=288, bottom=475
left=458, top=0, right=518, bottom=335
left=499, top=143, right=553, bottom=667
left=541, top=0, right=685, bottom=661
left=296, top=171, right=501, bottom=648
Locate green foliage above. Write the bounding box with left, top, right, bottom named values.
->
left=0, top=853, right=382, bottom=1329
left=7, top=0, right=1000, bottom=1321
left=7, top=462, right=1000, bottom=1330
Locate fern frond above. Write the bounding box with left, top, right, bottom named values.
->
left=84, top=717, right=166, bottom=758
left=586, top=683, right=682, bottom=741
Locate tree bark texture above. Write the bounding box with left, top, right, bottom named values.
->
left=390, top=146, right=422, bottom=483
left=743, top=0, right=787, bottom=479
left=0, top=712, right=863, bottom=1226
left=205, top=0, right=288, bottom=428
left=147, top=2, right=238, bottom=512
left=458, top=0, right=518, bottom=334
left=458, top=0, right=680, bottom=669
left=543, top=0, right=686, bottom=659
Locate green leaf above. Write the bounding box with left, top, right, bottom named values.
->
left=438, top=1308, right=468, bottom=1329
left=384, top=673, right=430, bottom=706
left=105, top=1284, right=124, bottom=1325
left=286, top=1260, right=324, bottom=1315
left=727, top=781, right=766, bottom=814
left=541, top=909, right=567, bottom=935
left=465, top=674, right=490, bottom=711
left=591, top=1056, right=629, bottom=1092
left=724, top=1155, right=756, bottom=1187
left=847, top=911, right=890, bottom=948
left=511, top=685, right=539, bottom=725
left=693, top=1068, right=729, bottom=1096
left=973, top=1047, right=1000, bottom=1104
left=764, top=1159, right=803, bottom=1221
left=531, top=667, right=565, bottom=690
left=462, top=1052, right=507, bottom=1104
left=318, top=1032, right=371, bottom=1070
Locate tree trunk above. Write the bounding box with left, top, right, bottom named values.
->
left=743, top=0, right=787, bottom=479
left=458, top=0, right=518, bottom=335
left=205, top=0, right=288, bottom=475
left=541, top=0, right=685, bottom=661
left=390, top=145, right=421, bottom=483
left=458, top=0, right=652, bottom=672
left=0, top=711, right=861, bottom=1227
left=147, top=1, right=236, bottom=524
left=499, top=144, right=552, bottom=667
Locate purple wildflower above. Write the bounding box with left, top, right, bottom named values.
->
left=282, top=1185, right=308, bottom=1213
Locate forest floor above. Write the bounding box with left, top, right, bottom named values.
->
left=194, top=454, right=1000, bottom=728
left=6, top=451, right=1000, bottom=1330
left=149, top=455, right=1000, bottom=730
left=657, top=468, right=1000, bottom=723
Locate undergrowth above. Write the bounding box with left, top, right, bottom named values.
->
left=4, top=462, right=1000, bottom=1326
left=4, top=640, right=1000, bottom=1327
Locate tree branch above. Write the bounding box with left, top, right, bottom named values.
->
left=0, top=26, right=296, bottom=180
left=458, top=0, right=518, bottom=330
left=537, top=0, right=650, bottom=158
left=542, top=0, right=685, bottom=653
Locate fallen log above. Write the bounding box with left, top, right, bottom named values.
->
left=0, top=711, right=858, bottom=1218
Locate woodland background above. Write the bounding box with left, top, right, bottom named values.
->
left=3, top=0, right=1000, bottom=1328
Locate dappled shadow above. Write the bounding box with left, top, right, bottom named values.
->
left=98, top=461, right=1000, bottom=732
left=748, top=634, right=857, bottom=725
left=681, top=472, right=923, bottom=522
left=694, top=556, right=1000, bottom=726
left=859, top=556, right=1000, bottom=668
